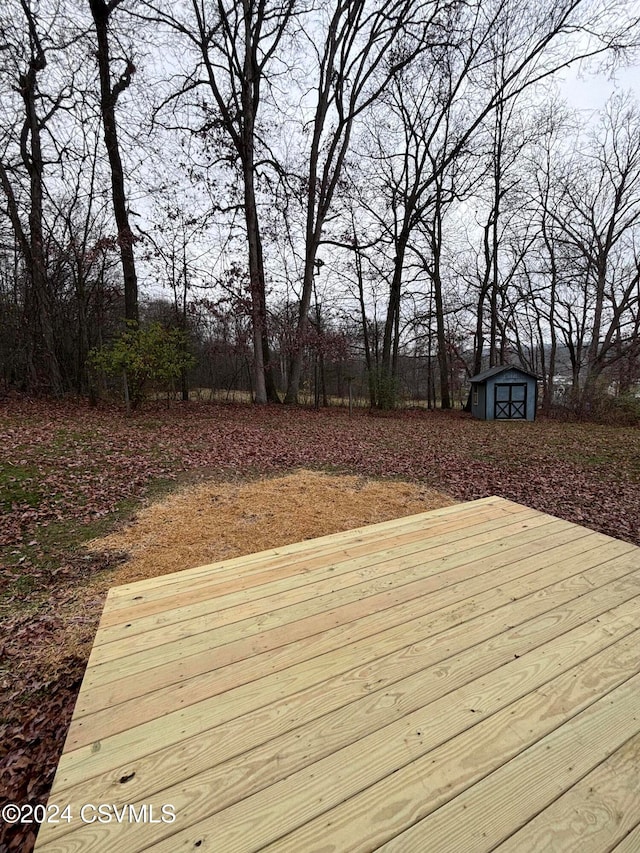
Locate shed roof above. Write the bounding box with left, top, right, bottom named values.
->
left=469, top=364, right=538, bottom=383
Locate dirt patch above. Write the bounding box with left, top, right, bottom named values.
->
left=89, top=469, right=455, bottom=585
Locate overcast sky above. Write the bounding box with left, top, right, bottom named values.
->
left=558, top=62, right=639, bottom=112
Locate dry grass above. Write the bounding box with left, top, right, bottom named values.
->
left=4, top=470, right=453, bottom=699
left=88, top=469, right=455, bottom=586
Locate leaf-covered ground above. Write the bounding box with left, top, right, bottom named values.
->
left=3, top=397, right=638, bottom=556
left=1, top=397, right=638, bottom=851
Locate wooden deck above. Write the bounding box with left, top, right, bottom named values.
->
left=34, top=496, right=640, bottom=852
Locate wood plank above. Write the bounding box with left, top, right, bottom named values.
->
left=260, top=636, right=640, bottom=853
left=35, top=607, right=640, bottom=852
left=98, top=501, right=511, bottom=622
left=78, top=536, right=632, bottom=732
left=610, top=823, right=640, bottom=851
left=91, top=511, right=552, bottom=657
left=492, top=731, right=640, bottom=852
left=51, top=563, right=640, bottom=815
left=86, top=520, right=595, bottom=687
left=74, top=522, right=599, bottom=719
left=104, top=497, right=503, bottom=600
left=50, top=572, right=640, bottom=806
left=67, top=552, right=640, bottom=750
left=88, top=614, right=640, bottom=853
left=375, top=671, right=640, bottom=853
left=33, top=499, right=640, bottom=853
left=96, top=508, right=549, bottom=635
left=85, top=531, right=625, bottom=680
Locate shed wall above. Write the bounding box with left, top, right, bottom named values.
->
left=471, top=384, right=486, bottom=419
left=473, top=368, right=537, bottom=421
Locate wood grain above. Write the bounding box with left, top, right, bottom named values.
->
left=36, top=613, right=640, bottom=852
left=75, top=518, right=578, bottom=716
left=33, top=499, right=640, bottom=853
left=493, top=731, right=640, bottom=852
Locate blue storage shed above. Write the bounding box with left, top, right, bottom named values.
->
left=469, top=365, right=538, bottom=421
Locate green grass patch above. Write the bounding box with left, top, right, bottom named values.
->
left=0, top=474, right=181, bottom=610
left=0, top=463, right=43, bottom=511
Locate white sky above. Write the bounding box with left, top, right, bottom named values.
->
left=558, top=62, right=640, bottom=112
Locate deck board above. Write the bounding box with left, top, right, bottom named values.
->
left=94, top=509, right=546, bottom=638
left=74, top=519, right=580, bottom=717
left=34, top=497, right=640, bottom=852
left=492, top=730, right=640, bottom=852
left=611, top=822, right=640, bottom=851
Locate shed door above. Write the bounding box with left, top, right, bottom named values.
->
left=494, top=383, right=527, bottom=419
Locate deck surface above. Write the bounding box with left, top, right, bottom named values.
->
left=34, top=496, right=640, bottom=852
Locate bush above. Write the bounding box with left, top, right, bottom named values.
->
left=89, top=322, right=195, bottom=409
left=600, top=393, right=640, bottom=425
left=371, top=368, right=399, bottom=410
left=576, top=390, right=640, bottom=425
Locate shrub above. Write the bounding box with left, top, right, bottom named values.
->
left=602, top=393, right=640, bottom=425
left=89, top=322, right=195, bottom=409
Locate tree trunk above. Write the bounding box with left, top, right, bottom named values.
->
left=431, top=182, right=451, bottom=409
left=582, top=257, right=607, bottom=407
left=243, top=170, right=268, bottom=404
left=254, top=227, right=280, bottom=403
left=541, top=220, right=557, bottom=415
left=284, top=240, right=317, bottom=403
left=473, top=216, right=493, bottom=377
left=354, top=235, right=376, bottom=407
left=380, top=231, right=410, bottom=408
left=18, top=37, right=63, bottom=395
left=89, top=0, right=139, bottom=325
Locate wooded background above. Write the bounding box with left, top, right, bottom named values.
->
left=2, top=0, right=640, bottom=415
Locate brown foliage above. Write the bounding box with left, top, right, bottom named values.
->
left=0, top=397, right=638, bottom=851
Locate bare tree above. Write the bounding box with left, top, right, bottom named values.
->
left=513, top=103, right=573, bottom=412
left=0, top=0, right=73, bottom=394
left=138, top=0, right=297, bottom=404
left=358, top=0, right=639, bottom=407
left=283, top=0, right=448, bottom=403
left=545, top=95, right=640, bottom=408
left=45, top=118, right=119, bottom=394
left=138, top=195, right=218, bottom=401
left=87, top=0, right=139, bottom=324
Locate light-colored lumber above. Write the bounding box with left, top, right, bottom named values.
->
left=51, top=582, right=640, bottom=827
left=90, top=512, right=546, bottom=660
left=67, top=541, right=639, bottom=757
left=83, top=520, right=595, bottom=689
left=95, top=509, right=550, bottom=637
left=37, top=614, right=640, bottom=852
left=262, top=635, right=640, bottom=853
left=376, top=673, right=640, bottom=853
left=33, top=498, right=640, bottom=853
left=103, top=497, right=502, bottom=602
left=98, top=501, right=516, bottom=621
left=51, top=564, right=640, bottom=817
left=75, top=519, right=581, bottom=716
left=610, top=823, right=640, bottom=851
left=492, top=731, right=640, bottom=852
left=67, top=554, right=640, bottom=749
left=101, top=619, right=640, bottom=853
left=86, top=530, right=625, bottom=682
